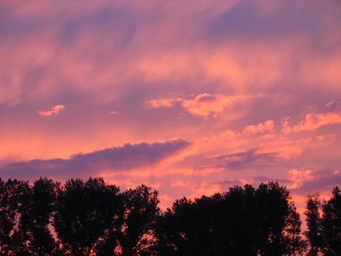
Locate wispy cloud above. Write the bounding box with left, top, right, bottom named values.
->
left=214, top=148, right=279, bottom=170
left=38, top=105, right=65, bottom=116
left=293, top=112, right=341, bottom=132
left=182, top=93, right=244, bottom=117
left=293, top=101, right=341, bottom=132
left=148, top=93, right=253, bottom=117
left=149, top=99, right=179, bottom=108
left=291, top=169, right=341, bottom=194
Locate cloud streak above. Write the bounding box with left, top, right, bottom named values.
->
left=149, top=99, right=179, bottom=108
left=293, top=102, right=341, bottom=132
left=149, top=93, right=255, bottom=118
left=38, top=105, right=65, bottom=116
left=0, top=139, right=191, bottom=180
left=214, top=148, right=279, bottom=170
left=182, top=93, right=236, bottom=117
left=291, top=169, right=341, bottom=194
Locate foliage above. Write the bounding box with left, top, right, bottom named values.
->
left=54, top=177, right=122, bottom=255
left=320, top=187, right=341, bottom=256
left=28, top=177, right=60, bottom=255
left=1, top=177, right=340, bottom=255
left=120, top=184, right=160, bottom=256
left=304, top=187, right=341, bottom=256
left=155, top=182, right=305, bottom=256
left=0, top=179, right=32, bottom=255
left=304, top=194, right=322, bottom=256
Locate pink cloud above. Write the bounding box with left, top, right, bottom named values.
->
left=182, top=93, right=245, bottom=117
left=38, top=105, right=65, bottom=116
left=243, top=120, right=275, bottom=135
left=149, top=99, right=178, bottom=108
left=291, top=169, right=341, bottom=197
left=281, top=117, right=292, bottom=135
left=287, top=169, right=316, bottom=189
left=148, top=93, right=254, bottom=118
left=293, top=108, right=341, bottom=133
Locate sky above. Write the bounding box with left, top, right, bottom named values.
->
left=1, top=0, right=341, bottom=211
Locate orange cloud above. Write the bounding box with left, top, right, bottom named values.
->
left=149, top=98, right=178, bottom=108
left=281, top=117, right=292, bottom=135
left=243, top=120, right=275, bottom=135
left=182, top=93, right=246, bottom=117
left=148, top=93, right=255, bottom=118
left=261, top=137, right=306, bottom=160
left=288, top=169, right=316, bottom=189
left=38, top=105, right=65, bottom=116
left=293, top=112, right=341, bottom=132
left=202, top=120, right=313, bottom=163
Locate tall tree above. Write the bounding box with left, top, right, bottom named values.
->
left=255, top=182, right=292, bottom=255
left=304, top=194, right=321, bottom=256
left=120, top=184, right=160, bottom=256
left=320, top=187, right=341, bottom=256
left=0, top=178, right=14, bottom=254
left=221, top=184, right=258, bottom=255
left=154, top=197, right=200, bottom=255
left=54, top=177, right=122, bottom=256
left=0, top=179, right=32, bottom=255
left=28, top=177, right=59, bottom=255
left=155, top=182, right=304, bottom=256
left=284, top=203, right=306, bottom=256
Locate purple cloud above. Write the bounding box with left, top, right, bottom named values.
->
left=215, top=148, right=279, bottom=170
left=208, top=2, right=323, bottom=41
left=0, top=139, right=190, bottom=181
left=292, top=169, right=341, bottom=194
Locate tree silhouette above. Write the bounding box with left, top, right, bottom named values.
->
left=304, top=187, right=341, bottom=256
left=155, top=182, right=303, bottom=256
left=0, top=179, right=32, bottom=255
left=120, top=184, right=160, bottom=256
left=154, top=197, right=199, bottom=255
left=285, top=202, right=306, bottom=256
left=304, top=194, right=322, bottom=256
left=27, top=177, right=59, bottom=255
left=54, top=177, right=122, bottom=255
left=0, top=178, right=14, bottom=254
left=221, top=184, right=258, bottom=255
left=0, top=177, right=319, bottom=255
left=320, top=187, right=341, bottom=256
left=255, top=182, right=302, bottom=255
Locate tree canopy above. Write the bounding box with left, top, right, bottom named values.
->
left=0, top=177, right=339, bottom=255
left=304, top=187, right=341, bottom=256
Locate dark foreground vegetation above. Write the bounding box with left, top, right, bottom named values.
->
left=0, top=177, right=340, bottom=255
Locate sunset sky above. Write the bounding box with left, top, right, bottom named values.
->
left=1, top=1, right=341, bottom=210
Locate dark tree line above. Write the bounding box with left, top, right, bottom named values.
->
left=304, top=187, right=341, bottom=256
left=155, top=182, right=305, bottom=256
left=0, top=177, right=340, bottom=255
left=0, top=178, right=159, bottom=255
